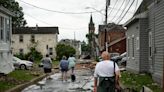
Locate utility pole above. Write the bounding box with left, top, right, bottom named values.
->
left=104, top=0, right=110, bottom=51
left=163, top=47, right=164, bottom=92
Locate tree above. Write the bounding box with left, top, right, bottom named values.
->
left=81, top=41, right=91, bottom=52
left=56, top=44, right=76, bottom=60
left=0, top=0, right=27, bottom=27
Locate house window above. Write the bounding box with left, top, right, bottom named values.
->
left=49, top=48, right=53, bottom=55
left=31, top=34, right=35, bottom=42
left=136, top=37, right=139, bottom=50
left=127, top=37, right=130, bottom=57
left=0, top=16, right=4, bottom=41
left=5, top=18, right=10, bottom=41
left=19, top=35, right=23, bottom=42
left=149, top=32, right=152, bottom=57
left=132, top=35, right=135, bottom=58
left=19, top=49, right=24, bottom=54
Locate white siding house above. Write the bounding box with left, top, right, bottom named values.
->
left=12, top=27, right=59, bottom=59
left=0, top=6, right=14, bottom=74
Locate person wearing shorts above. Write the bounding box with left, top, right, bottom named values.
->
left=59, top=56, right=69, bottom=82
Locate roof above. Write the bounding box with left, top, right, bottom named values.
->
left=0, top=6, right=14, bottom=16
left=13, top=27, right=59, bottom=34
left=99, top=23, right=126, bottom=32
left=89, top=14, right=94, bottom=25
left=124, top=11, right=148, bottom=27
left=134, top=0, right=153, bottom=16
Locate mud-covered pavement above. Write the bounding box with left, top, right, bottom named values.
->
left=22, top=68, right=94, bottom=92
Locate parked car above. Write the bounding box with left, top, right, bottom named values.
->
left=111, top=52, right=127, bottom=64
left=120, top=57, right=127, bottom=66
left=12, top=57, right=33, bottom=70
left=110, top=53, right=121, bottom=63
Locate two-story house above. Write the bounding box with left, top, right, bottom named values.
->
left=0, top=6, right=14, bottom=74
left=12, top=26, right=59, bottom=59
left=124, top=0, right=164, bottom=86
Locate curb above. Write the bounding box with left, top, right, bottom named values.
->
left=5, top=74, right=46, bottom=92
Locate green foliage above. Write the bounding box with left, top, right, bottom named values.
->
left=56, top=44, right=76, bottom=60
left=81, top=41, right=91, bottom=52
left=8, top=70, right=36, bottom=81
left=121, top=71, right=162, bottom=92
left=25, top=47, right=43, bottom=61
left=0, top=0, right=27, bottom=27
left=14, top=47, right=42, bottom=61
left=14, top=53, right=26, bottom=60
left=0, top=81, right=15, bottom=92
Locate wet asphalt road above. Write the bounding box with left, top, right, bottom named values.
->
left=22, top=69, right=94, bottom=92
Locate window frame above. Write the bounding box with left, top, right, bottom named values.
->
left=149, top=32, right=153, bottom=58
left=136, top=37, right=140, bottom=50
left=31, top=34, right=35, bottom=43
left=132, top=35, right=135, bottom=59
left=19, top=35, right=23, bottom=42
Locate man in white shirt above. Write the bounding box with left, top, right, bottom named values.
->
left=94, top=51, right=120, bottom=92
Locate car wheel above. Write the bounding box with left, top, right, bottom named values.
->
left=20, top=64, right=27, bottom=70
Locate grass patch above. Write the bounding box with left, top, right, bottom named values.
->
left=120, top=71, right=162, bottom=92
left=0, top=81, right=15, bottom=92
left=8, top=70, right=36, bottom=81
left=0, top=70, right=38, bottom=91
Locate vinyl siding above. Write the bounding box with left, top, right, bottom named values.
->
left=139, top=19, right=149, bottom=72
left=126, top=20, right=140, bottom=73
left=148, top=1, right=164, bottom=85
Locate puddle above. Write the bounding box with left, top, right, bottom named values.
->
left=22, top=69, right=94, bottom=92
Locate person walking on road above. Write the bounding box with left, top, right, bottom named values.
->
left=93, top=51, right=120, bottom=92
left=59, top=56, right=69, bottom=82
left=68, top=54, right=76, bottom=74
left=41, top=54, right=52, bottom=80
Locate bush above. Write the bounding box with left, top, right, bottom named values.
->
left=25, top=47, right=43, bottom=61
left=56, top=44, right=76, bottom=60
left=14, top=47, right=42, bottom=61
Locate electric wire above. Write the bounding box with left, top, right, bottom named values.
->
left=108, top=0, right=119, bottom=16
left=18, top=0, right=100, bottom=14
left=117, top=0, right=135, bottom=24
left=110, top=0, right=126, bottom=22
left=25, top=13, right=87, bottom=30
left=114, top=0, right=130, bottom=23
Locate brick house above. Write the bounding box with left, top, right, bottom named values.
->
left=98, top=23, right=126, bottom=54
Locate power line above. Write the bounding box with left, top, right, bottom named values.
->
left=25, top=13, right=52, bottom=25
left=108, top=0, right=119, bottom=16
left=110, top=0, right=126, bottom=22
left=115, top=0, right=130, bottom=23
left=25, top=13, right=87, bottom=30
left=117, top=0, right=135, bottom=24
left=18, top=0, right=100, bottom=14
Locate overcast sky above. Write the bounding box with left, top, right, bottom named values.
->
left=15, top=0, right=142, bottom=42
